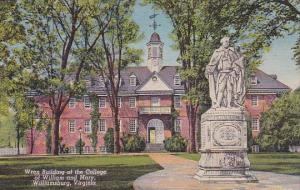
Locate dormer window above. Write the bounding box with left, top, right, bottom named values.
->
left=129, top=74, right=137, bottom=86
left=250, top=75, right=257, bottom=85
left=174, top=74, right=181, bottom=86
left=114, top=75, right=122, bottom=87
left=99, top=77, right=105, bottom=87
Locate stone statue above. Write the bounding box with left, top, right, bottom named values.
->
left=205, top=37, right=246, bottom=108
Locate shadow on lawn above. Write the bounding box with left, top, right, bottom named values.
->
left=0, top=157, right=163, bottom=190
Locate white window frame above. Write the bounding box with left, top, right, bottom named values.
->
left=99, top=97, right=106, bottom=108
left=151, top=97, right=160, bottom=107
left=68, top=97, right=76, bottom=108
left=84, top=95, right=91, bottom=108
left=129, top=97, right=136, bottom=108
left=99, top=77, right=105, bottom=87
left=99, top=119, right=106, bottom=132
left=152, top=46, right=158, bottom=57
left=174, top=74, right=181, bottom=86
left=68, top=120, right=76, bottom=133
left=250, top=76, right=257, bottom=85
left=174, top=119, right=181, bottom=132
left=251, top=95, right=258, bottom=106
left=129, top=119, right=137, bottom=133
left=129, top=75, right=137, bottom=86
left=251, top=118, right=259, bottom=131
left=174, top=96, right=181, bottom=108
left=117, top=97, right=122, bottom=108
left=84, top=120, right=92, bottom=133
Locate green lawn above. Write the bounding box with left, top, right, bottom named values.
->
left=0, top=155, right=162, bottom=190
left=173, top=152, right=300, bottom=175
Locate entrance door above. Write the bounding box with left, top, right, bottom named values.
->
left=149, top=128, right=156, bottom=144
left=147, top=119, right=164, bottom=144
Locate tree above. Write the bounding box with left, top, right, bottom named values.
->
left=88, top=0, right=142, bottom=153
left=0, top=0, right=25, bottom=117
left=257, top=91, right=300, bottom=151
left=9, top=0, right=118, bottom=155
left=144, top=0, right=262, bottom=152
left=89, top=93, right=100, bottom=153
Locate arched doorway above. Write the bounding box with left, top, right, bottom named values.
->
left=147, top=119, right=164, bottom=144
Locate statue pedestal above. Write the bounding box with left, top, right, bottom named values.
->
left=195, top=108, right=257, bottom=182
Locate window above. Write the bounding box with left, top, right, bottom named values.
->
left=174, top=74, right=181, bottom=86
left=151, top=97, right=160, bottom=107
left=99, top=97, right=106, bottom=108
left=84, top=96, right=91, bottom=108
left=68, top=120, right=75, bottom=133
left=129, top=97, right=136, bottom=108
left=250, top=75, right=257, bottom=85
left=117, top=97, right=122, bottom=108
left=174, top=96, right=181, bottom=108
left=68, top=97, right=76, bottom=108
left=129, top=119, right=137, bottom=133
left=251, top=95, right=258, bottom=106
left=99, top=119, right=106, bottom=132
left=99, top=77, right=105, bottom=87
left=175, top=119, right=181, bottom=132
left=84, top=120, right=91, bottom=133
left=129, top=74, right=137, bottom=86
left=152, top=47, right=158, bottom=57
left=251, top=118, right=259, bottom=130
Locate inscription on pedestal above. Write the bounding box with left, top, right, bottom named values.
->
left=213, top=124, right=241, bottom=146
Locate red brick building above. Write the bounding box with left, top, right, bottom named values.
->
left=28, top=33, right=290, bottom=154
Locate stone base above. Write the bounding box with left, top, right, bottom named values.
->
left=195, top=108, right=257, bottom=183
left=194, top=173, right=258, bottom=183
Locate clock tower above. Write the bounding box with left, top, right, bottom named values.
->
left=147, top=32, right=164, bottom=72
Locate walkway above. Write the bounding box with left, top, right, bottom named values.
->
left=133, top=153, right=300, bottom=190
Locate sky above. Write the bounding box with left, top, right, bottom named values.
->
left=132, top=1, right=300, bottom=90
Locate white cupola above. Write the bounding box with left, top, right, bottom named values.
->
left=147, top=32, right=164, bottom=72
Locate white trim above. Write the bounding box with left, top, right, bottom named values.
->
left=251, top=95, right=259, bottom=106
left=174, top=119, right=181, bottom=132
left=129, top=118, right=137, bottom=133
left=83, top=95, right=91, bottom=108
left=68, top=120, right=76, bottom=133
left=99, top=97, right=106, bottom=108
left=99, top=119, right=106, bottom=133
left=84, top=120, right=92, bottom=133
left=117, top=97, right=122, bottom=108
left=68, top=97, right=76, bottom=108
left=251, top=117, right=260, bottom=131
left=129, top=97, right=136, bottom=108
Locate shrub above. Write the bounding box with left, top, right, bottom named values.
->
left=122, top=134, right=146, bottom=152
left=75, top=139, right=85, bottom=153
left=104, top=128, right=114, bottom=153
left=164, top=135, right=187, bottom=152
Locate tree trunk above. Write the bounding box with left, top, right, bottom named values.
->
left=16, top=124, right=20, bottom=155
left=51, top=114, right=60, bottom=155
left=30, top=120, right=34, bottom=154
left=113, top=111, right=121, bottom=154
left=187, top=104, right=197, bottom=153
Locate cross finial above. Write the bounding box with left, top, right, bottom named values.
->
left=149, top=10, right=160, bottom=32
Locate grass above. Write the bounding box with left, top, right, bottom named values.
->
left=173, top=152, right=300, bottom=175
left=0, top=155, right=162, bottom=190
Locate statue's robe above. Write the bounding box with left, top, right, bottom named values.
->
left=205, top=47, right=244, bottom=107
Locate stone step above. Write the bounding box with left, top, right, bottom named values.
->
left=144, top=143, right=166, bottom=152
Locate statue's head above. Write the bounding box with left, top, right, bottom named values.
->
left=220, top=37, right=230, bottom=48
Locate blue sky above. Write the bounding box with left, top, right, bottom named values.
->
left=132, top=2, right=300, bottom=90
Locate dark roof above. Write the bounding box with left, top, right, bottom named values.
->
left=149, top=32, right=161, bottom=42
left=247, top=69, right=291, bottom=94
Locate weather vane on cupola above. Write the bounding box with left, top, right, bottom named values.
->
left=149, top=10, right=160, bottom=31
